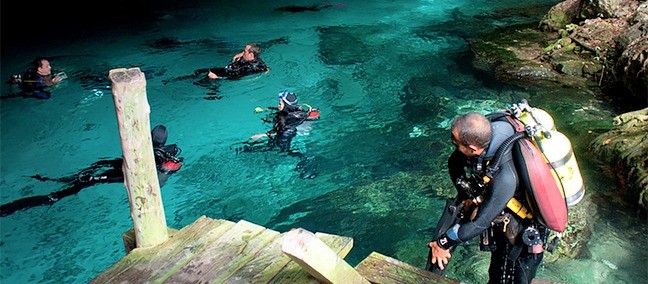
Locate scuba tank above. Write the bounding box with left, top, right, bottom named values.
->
left=511, top=100, right=585, bottom=206
left=486, top=108, right=568, bottom=233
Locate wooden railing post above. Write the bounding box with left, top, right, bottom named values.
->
left=109, top=67, right=168, bottom=248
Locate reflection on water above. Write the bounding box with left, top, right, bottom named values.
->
left=1, top=1, right=646, bottom=283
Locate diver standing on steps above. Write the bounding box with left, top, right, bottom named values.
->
left=427, top=112, right=545, bottom=283
left=0, top=125, right=183, bottom=217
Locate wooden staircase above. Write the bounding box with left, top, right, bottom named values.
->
left=92, top=216, right=459, bottom=283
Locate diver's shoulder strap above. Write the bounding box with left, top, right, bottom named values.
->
left=487, top=110, right=526, bottom=133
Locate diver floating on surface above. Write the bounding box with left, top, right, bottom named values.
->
left=162, top=43, right=269, bottom=100
left=0, top=125, right=183, bottom=217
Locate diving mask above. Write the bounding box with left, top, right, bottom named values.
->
left=278, top=90, right=298, bottom=106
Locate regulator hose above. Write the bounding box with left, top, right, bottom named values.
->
left=486, top=132, right=526, bottom=178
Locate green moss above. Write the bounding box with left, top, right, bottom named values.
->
left=470, top=41, right=518, bottom=63
left=549, top=11, right=568, bottom=26
left=558, top=29, right=567, bottom=38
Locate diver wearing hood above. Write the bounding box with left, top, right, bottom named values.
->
left=151, top=124, right=183, bottom=174
left=0, top=125, right=183, bottom=217
left=250, top=91, right=309, bottom=152
left=237, top=91, right=319, bottom=179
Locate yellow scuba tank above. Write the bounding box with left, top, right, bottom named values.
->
left=514, top=101, right=585, bottom=206
left=537, top=130, right=586, bottom=206
left=518, top=107, right=555, bottom=134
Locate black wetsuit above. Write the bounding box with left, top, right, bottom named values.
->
left=0, top=142, right=182, bottom=217
left=236, top=106, right=317, bottom=178
left=428, top=120, right=544, bottom=283
left=8, top=69, right=55, bottom=99
left=166, top=57, right=268, bottom=82
left=207, top=57, right=269, bottom=80
left=269, top=107, right=309, bottom=152
left=245, top=106, right=309, bottom=153
left=162, top=57, right=268, bottom=99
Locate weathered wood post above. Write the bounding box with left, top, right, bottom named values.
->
left=109, top=67, right=168, bottom=248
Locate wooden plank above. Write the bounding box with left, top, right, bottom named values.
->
left=315, top=232, right=354, bottom=259
left=122, top=227, right=179, bottom=254
left=281, top=228, right=369, bottom=284
left=201, top=222, right=280, bottom=283
left=354, top=252, right=460, bottom=284
left=95, top=218, right=361, bottom=284
left=220, top=233, right=292, bottom=283
left=269, top=232, right=355, bottom=283
left=224, top=231, right=354, bottom=284
left=164, top=220, right=278, bottom=283
left=91, top=216, right=235, bottom=283
left=149, top=218, right=239, bottom=283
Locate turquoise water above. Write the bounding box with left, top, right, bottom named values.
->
left=1, top=1, right=646, bottom=283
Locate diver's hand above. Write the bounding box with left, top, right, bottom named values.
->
left=232, top=51, right=244, bottom=62
left=207, top=71, right=220, bottom=79
left=428, top=241, right=452, bottom=271
left=52, top=76, right=63, bottom=84
left=250, top=133, right=267, bottom=141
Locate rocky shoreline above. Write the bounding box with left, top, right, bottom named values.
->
left=457, top=0, right=647, bottom=267
left=543, top=0, right=647, bottom=210
left=470, top=0, right=647, bottom=210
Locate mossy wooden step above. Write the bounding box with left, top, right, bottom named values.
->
left=91, top=216, right=354, bottom=283
left=355, top=251, right=460, bottom=284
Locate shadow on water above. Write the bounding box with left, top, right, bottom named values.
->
left=265, top=171, right=451, bottom=266
left=273, top=3, right=347, bottom=13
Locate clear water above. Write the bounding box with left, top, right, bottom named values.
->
left=1, top=1, right=646, bottom=283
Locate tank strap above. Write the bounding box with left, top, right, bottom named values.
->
left=503, top=112, right=526, bottom=133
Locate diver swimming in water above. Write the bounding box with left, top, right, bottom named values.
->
left=247, top=91, right=319, bottom=152
left=162, top=43, right=269, bottom=100
left=4, top=57, right=66, bottom=100
left=236, top=91, right=320, bottom=179
left=0, top=125, right=183, bottom=217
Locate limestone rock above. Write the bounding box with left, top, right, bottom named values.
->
left=590, top=108, right=648, bottom=208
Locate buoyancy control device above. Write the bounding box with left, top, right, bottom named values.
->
left=513, top=103, right=586, bottom=206
left=485, top=100, right=585, bottom=233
